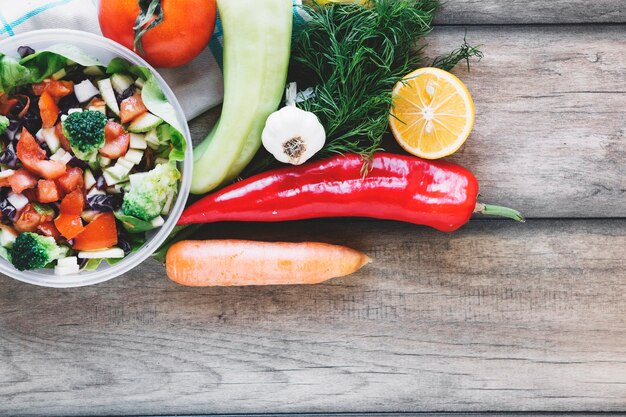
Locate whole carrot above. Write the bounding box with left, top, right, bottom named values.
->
left=166, top=240, right=371, bottom=287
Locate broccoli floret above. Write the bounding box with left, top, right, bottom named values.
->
left=122, top=162, right=180, bottom=221
left=62, top=110, right=107, bottom=161
left=0, top=115, right=9, bottom=135
left=10, top=232, right=67, bottom=271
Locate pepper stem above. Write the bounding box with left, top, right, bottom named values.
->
left=474, top=203, right=525, bottom=222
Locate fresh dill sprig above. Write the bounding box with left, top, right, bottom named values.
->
left=291, top=0, right=440, bottom=160
left=432, top=34, right=484, bottom=71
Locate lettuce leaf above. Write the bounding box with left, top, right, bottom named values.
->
left=19, top=44, right=103, bottom=83
left=157, top=123, right=186, bottom=162
left=0, top=54, right=31, bottom=94
left=114, top=211, right=156, bottom=234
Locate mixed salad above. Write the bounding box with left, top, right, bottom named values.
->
left=0, top=44, right=185, bottom=275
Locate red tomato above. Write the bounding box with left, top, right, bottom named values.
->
left=54, top=214, right=84, bottom=240
left=100, top=121, right=130, bottom=159
left=98, top=0, right=217, bottom=68
left=14, top=204, right=43, bottom=233
left=0, top=169, right=38, bottom=194
left=32, top=80, right=74, bottom=97
left=73, top=212, right=118, bottom=251
left=55, top=189, right=86, bottom=239
left=36, top=180, right=61, bottom=203
left=39, top=91, right=59, bottom=128
left=16, top=128, right=67, bottom=179
left=120, top=92, right=147, bottom=124
left=56, top=167, right=84, bottom=194
left=59, top=189, right=84, bottom=215
left=38, top=221, right=62, bottom=240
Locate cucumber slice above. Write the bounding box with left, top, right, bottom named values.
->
left=144, top=128, right=160, bottom=149
left=74, top=80, right=99, bottom=103
left=150, top=216, right=165, bottom=228
left=41, top=127, right=61, bottom=152
left=134, top=77, right=145, bottom=88
left=84, top=66, right=104, bottom=76
left=111, top=73, right=134, bottom=94
left=124, top=149, right=144, bottom=165
left=84, top=169, right=96, bottom=190
left=98, top=155, right=112, bottom=167
left=104, top=165, right=130, bottom=182
left=161, top=190, right=176, bottom=216
left=57, top=256, right=79, bottom=268
left=78, top=247, right=125, bottom=259
left=102, top=170, right=119, bottom=186
left=97, top=78, right=120, bottom=116
left=116, top=157, right=135, bottom=170
left=51, top=68, right=66, bottom=81
left=129, top=133, right=148, bottom=149
left=128, top=113, right=163, bottom=133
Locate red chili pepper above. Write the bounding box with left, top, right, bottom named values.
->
left=179, top=153, right=523, bottom=232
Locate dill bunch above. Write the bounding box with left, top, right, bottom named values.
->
left=290, top=0, right=479, bottom=161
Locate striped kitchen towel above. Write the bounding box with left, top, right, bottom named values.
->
left=0, top=0, right=307, bottom=121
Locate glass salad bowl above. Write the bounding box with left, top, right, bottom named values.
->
left=0, top=29, right=193, bottom=287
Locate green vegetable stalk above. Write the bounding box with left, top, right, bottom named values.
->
left=190, top=0, right=293, bottom=194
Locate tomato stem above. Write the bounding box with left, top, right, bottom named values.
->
left=133, top=0, right=165, bottom=55
left=474, top=203, right=525, bottom=222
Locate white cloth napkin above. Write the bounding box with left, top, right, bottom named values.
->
left=0, top=0, right=307, bottom=121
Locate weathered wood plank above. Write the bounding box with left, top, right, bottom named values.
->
left=429, top=26, right=625, bottom=218
left=1, top=219, right=625, bottom=416
left=436, top=0, right=625, bottom=25
left=189, top=26, right=626, bottom=218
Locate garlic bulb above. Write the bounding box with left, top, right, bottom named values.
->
left=262, top=83, right=326, bottom=165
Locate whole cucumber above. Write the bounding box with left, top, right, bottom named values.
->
left=191, top=0, right=292, bottom=194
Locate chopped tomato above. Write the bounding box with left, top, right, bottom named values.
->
left=88, top=97, right=106, bottom=108
left=73, top=212, right=118, bottom=251
left=39, top=91, right=59, bottom=128
left=56, top=167, right=84, bottom=194
left=32, top=80, right=74, bottom=97
left=14, top=204, right=42, bottom=233
left=100, top=121, right=130, bottom=159
left=9, top=169, right=38, bottom=194
left=59, top=189, right=84, bottom=215
left=38, top=221, right=62, bottom=240
left=104, top=120, right=125, bottom=138
left=55, top=122, right=72, bottom=152
left=16, top=128, right=67, bottom=179
left=120, top=93, right=147, bottom=124
left=0, top=94, right=18, bottom=115
left=54, top=214, right=84, bottom=240
left=0, top=169, right=38, bottom=193
left=36, top=179, right=61, bottom=203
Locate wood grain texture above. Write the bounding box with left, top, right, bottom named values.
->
left=428, top=26, right=626, bottom=218
left=1, top=219, right=625, bottom=416
left=436, top=0, right=625, bottom=25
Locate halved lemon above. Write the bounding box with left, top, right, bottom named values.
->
left=389, top=67, right=475, bottom=159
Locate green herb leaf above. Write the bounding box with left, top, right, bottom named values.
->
left=114, top=211, right=156, bottom=233
left=0, top=54, right=32, bottom=94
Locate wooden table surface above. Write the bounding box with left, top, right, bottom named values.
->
left=1, top=1, right=625, bottom=416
